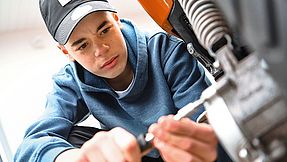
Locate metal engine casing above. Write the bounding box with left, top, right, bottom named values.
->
left=201, top=0, right=287, bottom=161
left=175, top=0, right=287, bottom=161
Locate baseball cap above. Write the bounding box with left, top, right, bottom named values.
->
left=39, top=0, right=117, bottom=44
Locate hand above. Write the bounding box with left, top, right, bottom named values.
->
left=55, top=127, right=141, bottom=162
left=149, top=115, right=218, bottom=162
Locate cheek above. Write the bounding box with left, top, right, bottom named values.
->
left=76, top=56, right=99, bottom=70
left=115, top=37, right=127, bottom=54
left=86, top=57, right=99, bottom=68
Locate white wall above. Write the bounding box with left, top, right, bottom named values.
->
left=0, top=28, right=66, bottom=161
left=0, top=0, right=160, bottom=160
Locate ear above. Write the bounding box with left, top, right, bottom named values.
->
left=57, top=44, right=75, bottom=61
left=113, top=13, right=123, bottom=29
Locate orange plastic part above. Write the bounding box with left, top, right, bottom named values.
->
left=137, top=0, right=174, bottom=34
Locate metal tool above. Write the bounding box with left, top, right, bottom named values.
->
left=137, top=98, right=205, bottom=155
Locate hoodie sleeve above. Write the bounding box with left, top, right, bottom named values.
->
left=161, top=34, right=211, bottom=121
left=14, top=65, right=89, bottom=162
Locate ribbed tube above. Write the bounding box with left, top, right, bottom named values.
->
left=177, top=0, right=229, bottom=49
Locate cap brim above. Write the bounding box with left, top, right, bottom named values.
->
left=55, top=1, right=116, bottom=44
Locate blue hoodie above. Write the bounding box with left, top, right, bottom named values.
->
left=14, top=19, right=210, bottom=162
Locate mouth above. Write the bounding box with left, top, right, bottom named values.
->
left=101, top=56, right=119, bottom=69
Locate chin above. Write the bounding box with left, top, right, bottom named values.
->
left=102, top=62, right=126, bottom=79
left=105, top=70, right=122, bottom=79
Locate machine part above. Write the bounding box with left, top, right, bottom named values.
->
left=176, top=0, right=248, bottom=61
left=177, top=0, right=229, bottom=50
left=137, top=0, right=174, bottom=35
left=216, top=0, right=287, bottom=103
left=137, top=0, right=224, bottom=80
left=187, top=43, right=222, bottom=78
left=214, top=38, right=238, bottom=81
left=202, top=84, right=251, bottom=162
left=203, top=53, right=287, bottom=162
left=137, top=133, right=153, bottom=155
left=175, top=0, right=287, bottom=161
left=167, top=0, right=224, bottom=79
left=196, top=110, right=208, bottom=123
left=138, top=0, right=287, bottom=161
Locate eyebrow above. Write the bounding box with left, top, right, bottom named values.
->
left=71, top=38, right=86, bottom=47
left=71, top=20, right=109, bottom=47
left=97, top=20, right=108, bottom=32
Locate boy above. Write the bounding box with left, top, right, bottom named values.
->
left=14, top=0, right=225, bottom=161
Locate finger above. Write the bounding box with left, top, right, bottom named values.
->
left=83, top=131, right=124, bottom=162
left=98, top=135, right=126, bottom=162
left=152, top=127, right=217, bottom=161
left=81, top=147, right=106, bottom=162
left=158, top=116, right=217, bottom=143
left=109, top=127, right=141, bottom=162
left=81, top=133, right=107, bottom=162
left=154, top=139, right=202, bottom=162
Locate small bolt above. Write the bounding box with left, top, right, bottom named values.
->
left=252, top=138, right=260, bottom=147
left=239, top=148, right=249, bottom=159
left=187, top=43, right=195, bottom=55
left=213, top=60, right=220, bottom=68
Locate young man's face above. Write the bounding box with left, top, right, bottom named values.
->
left=60, top=11, right=128, bottom=79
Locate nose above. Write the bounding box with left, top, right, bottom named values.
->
left=93, top=42, right=109, bottom=57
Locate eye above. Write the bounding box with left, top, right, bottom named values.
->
left=101, top=27, right=111, bottom=35
left=77, top=42, right=88, bottom=51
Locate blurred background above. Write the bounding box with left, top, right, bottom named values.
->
left=0, top=0, right=160, bottom=161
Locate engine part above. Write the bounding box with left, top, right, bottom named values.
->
left=176, top=0, right=287, bottom=161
